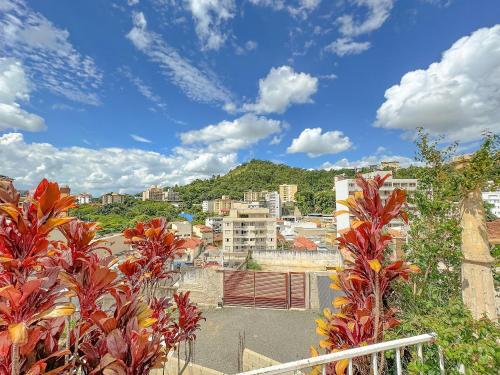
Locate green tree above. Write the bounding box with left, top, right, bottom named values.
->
left=314, top=190, right=336, bottom=214
left=389, top=129, right=500, bottom=374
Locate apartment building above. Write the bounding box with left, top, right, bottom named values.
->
left=222, top=207, right=277, bottom=252
left=335, top=171, right=417, bottom=236
left=265, top=191, right=281, bottom=218
left=279, top=184, right=298, bottom=204
left=142, top=185, right=164, bottom=201
left=214, top=195, right=234, bottom=215
left=60, top=185, right=71, bottom=197
left=163, top=188, right=181, bottom=202
left=482, top=191, right=500, bottom=218
left=205, top=217, right=223, bottom=233
left=102, top=192, right=126, bottom=205
left=76, top=193, right=92, bottom=205
left=243, top=190, right=267, bottom=202
left=202, top=200, right=214, bottom=213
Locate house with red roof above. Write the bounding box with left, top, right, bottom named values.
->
left=293, top=236, right=318, bottom=251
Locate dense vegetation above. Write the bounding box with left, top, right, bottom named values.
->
left=174, top=160, right=359, bottom=207
left=388, top=130, right=500, bottom=374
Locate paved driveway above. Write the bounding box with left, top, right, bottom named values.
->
left=188, top=307, right=321, bottom=374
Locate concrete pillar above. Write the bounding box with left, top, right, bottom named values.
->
left=460, top=188, right=497, bottom=321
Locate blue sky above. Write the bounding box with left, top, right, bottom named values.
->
left=0, top=0, right=499, bottom=194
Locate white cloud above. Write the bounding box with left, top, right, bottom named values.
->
left=235, top=40, right=258, bottom=55
left=287, top=128, right=352, bottom=157
left=325, top=38, right=371, bottom=56
left=180, top=113, right=283, bottom=152
left=126, top=11, right=233, bottom=107
left=130, top=134, right=152, bottom=143
left=0, top=0, right=103, bottom=105
left=337, top=0, right=394, bottom=37
left=120, top=67, right=167, bottom=110
left=249, top=0, right=321, bottom=17
left=185, top=0, right=235, bottom=50
left=128, top=0, right=140, bottom=5
left=243, top=66, right=318, bottom=114
left=0, top=58, right=45, bottom=132
left=245, top=40, right=258, bottom=51
left=321, top=153, right=416, bottom=170
left=0, top=132, right=237, bottom=195
left=375, top=25, right=500, bottom=142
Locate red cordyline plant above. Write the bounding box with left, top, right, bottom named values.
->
left=313, top=174, right=419, bottom=375
left=0, top=180, right=203, bottom=375
left=119, top=218, right=186, bottom=301
left=0, top=179, right=76, bottom=374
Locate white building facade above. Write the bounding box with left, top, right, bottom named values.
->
left=482, top=191, right=500, bottom=218
left=335, top=171, right=417, bottom=236
left=265, top=191, right=281, bottom=218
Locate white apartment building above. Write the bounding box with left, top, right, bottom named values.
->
left=76, top=193, right=92, bottom=205
left=335, top=171, right=417, bottom=236
left=222, top=207, right=277, bottom=252
left=243, top=190, right=267, bottom=202
left=482, top=191, right=500, bottom=218
left=142, top=185, right=164, bottom=201
left=205, top=217, right=223, bottom=233
left=202, top=200, right=214, bottom=213
left=279, top=184, right=298, bottom=203
left=265, top=191, right=281, bottom=218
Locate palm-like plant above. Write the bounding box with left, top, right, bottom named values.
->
left=314, top=174, right=419, bottom=374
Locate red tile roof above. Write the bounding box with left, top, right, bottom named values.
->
left=179, top=237, right=203, bottom=249
left=194, top=224, right=213, bottom=233
left=487, top=219, right=500, bottom=245
left=293, top=236, right=317, bottom=251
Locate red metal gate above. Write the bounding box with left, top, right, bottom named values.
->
left=223, top=270, right=305, bottom=309
left=289, top=272, right=306, bottom=309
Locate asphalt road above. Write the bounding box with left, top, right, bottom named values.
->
left=187, top=307, right=321, bottom=374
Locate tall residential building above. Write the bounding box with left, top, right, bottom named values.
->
left=222, top=207, right=277, bottom=252
left=482, top=191, right=500, bottom=218
left=142, top=185, right=164, bottom=201
left=163, top=188, right=181, bottom=202
left=102, top=192, right=126, bottom=205
left=214, top=195, right=234, bottom=215
left=243, top=190, right=267, bottom=202
left=76, top=193, right=92, bottom=205
left=265, top=191, right=281, bottom=218
left=202, top=200, right=215, bottom=213
left=335, top=171, right=417, bottom=236
left=279, top=184, right=298, bottom=203
left=205, top=217, right=223, bottom=233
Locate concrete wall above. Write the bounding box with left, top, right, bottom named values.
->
left=242, top=348, right=281, bottom=371
left=177, top=267, right=223, bottom=307
left=151, top=356, right=223, bottom=375
left=252, top=250, right=342, bottom=271
left=242, top=349, right=301, bottom=375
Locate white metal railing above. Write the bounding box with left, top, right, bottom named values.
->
left=236, top=333, right=444, bottom=375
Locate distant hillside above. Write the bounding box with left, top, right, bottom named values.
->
left=174, top=160, right=356, bottom=207
left=174, top=159, right=422, bottom=213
